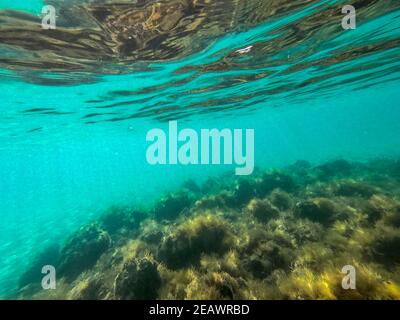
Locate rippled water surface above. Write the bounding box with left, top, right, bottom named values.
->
left=0, top=0, right=400, bottom=298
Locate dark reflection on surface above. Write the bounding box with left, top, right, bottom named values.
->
left=0, top=0, right=399, bottom=126
left=2, top=0, right=394, bottom=73
left=0, top=0, right=318, bottom=72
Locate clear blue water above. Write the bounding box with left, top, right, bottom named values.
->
left=0, top=0, right=400, bottom=298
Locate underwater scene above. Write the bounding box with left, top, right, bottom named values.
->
left=0, top=0, right=400, bottom=300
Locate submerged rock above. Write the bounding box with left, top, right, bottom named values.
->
left=294, top=198, right=339, bottom=225
left=193, top=194, right=227, bottom=210
left=69, top=274, right=104, bottom=300
left=140, top=229, right=164, bottom=245
left=246, top=198, right=280, bottom=223
left=269, top=189, right=293, bottom=211
left=139, top=220, right=164, bottom=245
left=243, top=241, right=291, bottom=279
left=288, top=219, right=324, bottom=245
left=154, top=191, right=193, bottom=221
left=256, top=172, right=297, bottom=196
left=114, top=257, right=161, bottom=300
left=363, top=194, right=396, bottom=223
left=369, top=229, right=400, bottom=268
left=332, top=180, right=376, bottom=198
left=185, top=271, right=246, bottom=300
left=231, top=180, right=256, bottom=207
left=315, top=159, right=354, bottom=178
left=58, top=223, right=111, bottom=280
left=99, top=206, right=147, bottom=234
left=383, top=205, right=400, bottom=228
left=158, top=214, right=234, bottom=269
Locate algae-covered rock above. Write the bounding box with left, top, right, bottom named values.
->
left=193, top=192, right=231, bottom=210
left=294, top=198, right=339, bottom=225
left=266, top=216, right=324, bottom=247
left=289, top=219, right=324, bottom=245
left=158, top=214, right=234, bottom=269
left=315, top=159, right=354, bottom=178
left=243, top=241, right=292, bottom=279
left=154, top=191, right=193, bottom=221
left=369, top=228, right=400, bottom=268
left=256, top=171, right=297, bottom=196
left=332, top=180, right=376, bottom=198
left=231, top=180, right=256, bottom=207
left=363, top=194, right=396, bottom=223
left=99, top=206, right=147, bottom=234
left=114, top=257, right=161, bottom=300
left=269, top=189, right=293, bottom=211
left=246, top=198, right=280, bottom=223
left=139, top=220, right=164, bottom=245
left=69, top=275, right=104, bottom=300
left=382, top=205, right=400, bottom=228
left=58, top=223, right=111, bottom=280
left=185, top=271, right=246, bottom=300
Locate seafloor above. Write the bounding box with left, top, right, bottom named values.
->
left=16, top=158, right=400, bottom=300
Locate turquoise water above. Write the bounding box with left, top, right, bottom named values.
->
left=0, top=0, right=400, bottom=298
left=0, top=0, right=44, bottom=14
